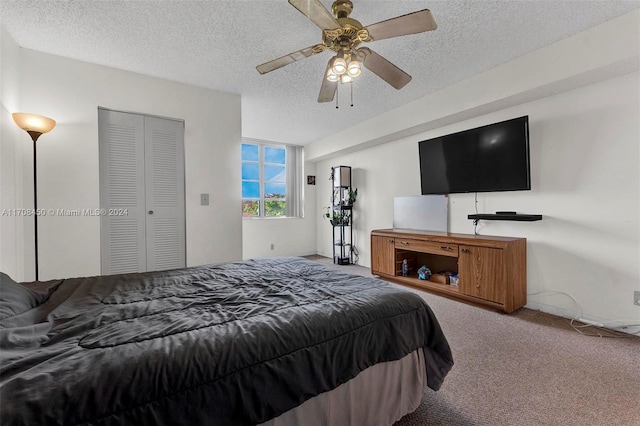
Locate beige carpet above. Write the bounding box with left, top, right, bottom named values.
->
left=305, top=256, right=640, bottom=426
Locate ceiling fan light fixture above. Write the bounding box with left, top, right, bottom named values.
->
left=347, top=60, right=361, bottom=77
left=257, top=0, right=438, bottom=104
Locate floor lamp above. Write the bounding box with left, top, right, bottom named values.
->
left=12, top=113, right=56, bottom=281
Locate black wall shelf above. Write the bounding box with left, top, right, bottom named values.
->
left=468, top=213, right=542, bottom=222
left=331, top=166, right=353, bottom=265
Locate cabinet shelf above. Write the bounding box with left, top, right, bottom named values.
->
left=393, top=275, right=460, bottom=294
left=395, top=274, right=505, bottom=310
left=468, top=213, right=542, bottom=222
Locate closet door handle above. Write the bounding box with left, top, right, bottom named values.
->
left=148, top=210, right=154, bottom=215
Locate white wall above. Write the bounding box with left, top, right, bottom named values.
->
left=0, top=27, right=26, bottom=279
left=312, top=12, right=640, bottom=330
left=242, top=161, right=317, bottom=259
left=1, top=29, right=242, bottom=281
left=315, top=144, right=423, bottom=261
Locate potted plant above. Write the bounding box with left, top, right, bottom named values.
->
left=347, top=188, right=358, bottom=206
left=330, top=210, right=350, bottom=226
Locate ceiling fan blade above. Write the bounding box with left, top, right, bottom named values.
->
left=288, top=0, right=340, bottom=31
left=365, top=9, right=437, bottom=42
left=358, top=48, right=412, bottom=90
left=256, top=44, right=324, bottom=74
left=318, top=57, right=338, bottom=103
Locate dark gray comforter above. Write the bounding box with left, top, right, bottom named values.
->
left=0, top=257, right=453, bottom=425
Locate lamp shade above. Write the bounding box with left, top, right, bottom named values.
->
left=332, top=57, right=347, bottom=75
left=12, top=113, right=56, bottom=135
left=347, top=60, right=361, bottom=77
left=326, top=67, right=340, bottom=82
left=340, top=74, right=353, bottom=84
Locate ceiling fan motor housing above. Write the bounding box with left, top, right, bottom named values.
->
left=323, top=1, right=367, bottom=53
left=332, top=0, right=353, bottom=18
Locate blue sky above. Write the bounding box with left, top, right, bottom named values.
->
left=242, top=144, right=286, bottom=198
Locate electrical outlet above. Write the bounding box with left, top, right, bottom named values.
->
left=270, top=244, right=274, bottom=250
left=634, top=291, right=640, bottom=306
left=200, top=193, right=209, bottom=206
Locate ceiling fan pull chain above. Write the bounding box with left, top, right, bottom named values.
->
left=350, top=81, right=354, bottom=107
left=336, top=85, right=339, bottom=109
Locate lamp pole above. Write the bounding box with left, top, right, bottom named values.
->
left=12, top=113, right=56, bottom=282
left=30, top=133, right=40, bottom=281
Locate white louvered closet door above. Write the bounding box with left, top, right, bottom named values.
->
left=144, top=116, right=185, bottom=272
left=99, top=109, right=185, bottom=274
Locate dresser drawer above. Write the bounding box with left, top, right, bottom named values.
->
left=394, top=238, right=458, bottom=257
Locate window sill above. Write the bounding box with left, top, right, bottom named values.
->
left=242, top=216, right=304, bottom=220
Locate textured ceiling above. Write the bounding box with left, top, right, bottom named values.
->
left=2, top=0, right=639, bottom=145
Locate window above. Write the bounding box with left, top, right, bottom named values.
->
left=242, top=141, right=303, bottom=218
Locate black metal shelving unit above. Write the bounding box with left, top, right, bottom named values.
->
left=331, top=166, right=353, bottom=265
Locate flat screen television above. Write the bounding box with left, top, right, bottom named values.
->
left=419, top=116, right=530, bottom=195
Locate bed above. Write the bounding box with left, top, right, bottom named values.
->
left=0, top=256, right=453, bottom=425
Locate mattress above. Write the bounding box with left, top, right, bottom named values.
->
left=261, top=349, right=428, bottom=426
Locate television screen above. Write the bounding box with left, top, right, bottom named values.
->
left=419, top=116, right=530, bottom=195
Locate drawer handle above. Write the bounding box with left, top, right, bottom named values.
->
left=400, top=241, right=409, bottom=245
left=440, top=245, right=452, bottom=251
left=389, top=239, right=394, bottom=243
left=461, top=248, right=470, bottom=254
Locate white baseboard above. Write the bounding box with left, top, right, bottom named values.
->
left=526, top=300, right=640, bottom=336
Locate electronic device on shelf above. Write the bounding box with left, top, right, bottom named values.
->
left=418, top=116, right=530, bottom=195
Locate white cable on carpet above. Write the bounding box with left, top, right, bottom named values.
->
left=527, top=289, right=640, bottom=338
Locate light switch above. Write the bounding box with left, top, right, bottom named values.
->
left=200, top=193, right=210, bottom=206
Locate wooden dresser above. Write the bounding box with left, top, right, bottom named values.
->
left=371, top=229, right=527, bottom=313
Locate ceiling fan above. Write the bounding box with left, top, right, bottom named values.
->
left=256, top=0, right=437, bottom=104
